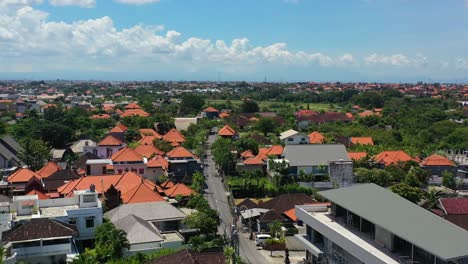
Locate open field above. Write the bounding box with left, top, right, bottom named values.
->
left=206, top=99, right=334, bottom=111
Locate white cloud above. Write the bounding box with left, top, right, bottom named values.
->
left=49, top=0, right=96, bottom=8
left=0, top=0, right=42, bottom=7
left=456, top=58, right=468, bottom=69
left=113, top=0, right=160, bottom=5
left=338, top=53, right=354, bottom=64
left=364, top=53, right=427, bottom=67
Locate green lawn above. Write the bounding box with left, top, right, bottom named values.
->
left=207, top=99, right=333, bottom=111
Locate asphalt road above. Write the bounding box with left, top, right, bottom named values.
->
left=204, top=132, right=269, bottom=264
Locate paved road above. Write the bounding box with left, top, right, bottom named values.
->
left=204, top=132, right=269, bottom=264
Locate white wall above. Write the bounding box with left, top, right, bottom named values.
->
left=282, top=134, right=309, bottom=145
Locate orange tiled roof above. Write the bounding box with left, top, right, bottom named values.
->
left=139, top=135, right=157, bottom=145
left=166, top=146, right=195, bottom=159
left=308, top=131, right=325, bottom=144
left=420, top=154, right=455, bottom=166
left=134, top=144, right=164, bottom=158
left=374, top=150, right=414, bottom=166
left=37, top=162, right=61, bottom=178
left=350, top=137, right=374, bottom=146
left=219, top=112, right=230, bottom=118
left=115, top=109, right=124, bottom=115
left=162, top=128, right=185, bottom=146
left=121, top=181, right=165, bottom=204
left=203, top=106, right=219, bottom=113
left=243, top=156, right=264, bottom=165
left=90, top=114, right=111, bottom=119
left=345, top=112, right=354, bottom=119
left=140, top=128, right=162, bottom=139
left=164, top=183, right=196, bottom=198
left=110, top=123, right=128, bottom=133
left=98, top=135, right=123, bottom=146
left=8, top=168, right=41, bottom=183
left=240, top=150, right=255, bottom=159
left=146, top=155, right=169, bottom=169
left=257, top=148, right=270, bottom=161
left=218, top=125, right=237, bottom=137
left=267, top=145, right=284, bottom=156
left=358, top=110, right=375, bottom=118
left=26, top=189, right=49, bottom=200
left=348, top=152, right=368, bottom=160
left=120, top=109, right=149, bottom=117
left=125, top=102, right=142, bottom=109
left=111, top=147, right=143, bottom=162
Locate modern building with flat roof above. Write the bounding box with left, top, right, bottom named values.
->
left=296, top=183, right=468, bottom=264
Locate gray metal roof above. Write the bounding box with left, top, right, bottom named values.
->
left=282, top=144, right=350, bottom=166
left=105, top=201, right=186, bottom=223
left=319, top=184, right=468, bottom=261
left=113, top=214, right=164, bottom=244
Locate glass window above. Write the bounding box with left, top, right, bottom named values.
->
left=83, top=195, right=95, bottom=203
left=86, top=217, right=95, bottom=228
left=68, top=218, right=77, bottom=225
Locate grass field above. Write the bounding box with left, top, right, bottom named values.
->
left=206, top=99, right=334, bottom=111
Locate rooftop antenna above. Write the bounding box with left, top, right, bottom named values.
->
left=264, top=76, right=267, bottom=83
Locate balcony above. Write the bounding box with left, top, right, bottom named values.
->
left=295, top=234, right=324, bottom=259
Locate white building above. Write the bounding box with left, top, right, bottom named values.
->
left=279, top=129, right=309, bottom=145
left=296, top=184, right=468, bottom=264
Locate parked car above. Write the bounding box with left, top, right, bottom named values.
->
left=255, top=234, right=271, bottom=246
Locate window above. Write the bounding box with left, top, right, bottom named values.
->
left=86, top=217, right=95, bottom=228
left=139, top=168, right=144, bottom=175
left=117, top=169, right=123, bottom=174
left=83, top=195, right=96, bottom=203
left=288, top=138, right=294, bottom=142
left=68, top=218, right=77, bottom=225
left=106, top=148, right=112, bottom=157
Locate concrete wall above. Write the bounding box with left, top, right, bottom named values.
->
left=375, top=225, right=393, bottom=251
left=144, top=167, right=165, bottom=182
left=328, top=161, right=354, bottom=188
left=113, top=163, right=146, bottom=175
left=282, top=134, right=309, bottom=145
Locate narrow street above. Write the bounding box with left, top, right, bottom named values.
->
left=204, top=131, right=269, bottom=264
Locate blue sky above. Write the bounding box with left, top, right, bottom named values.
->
left=1, top=0, right=467, bottom=82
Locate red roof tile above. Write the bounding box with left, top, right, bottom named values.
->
left=240, top=150, right=255, bottom=159
left=308, top=131, right=325, bottom=144
left=166, top=146, right=195, bottom=159
left=243, top=156, right=264, bottom=165
left=350, top=137, right=374, bottom=146
left=8, top=168, right=41, bottom=183
left=164, top=183, right=196, bottom=198
left=162, top=128, right=185, bottom=146
left=140, top=129, right=162, bottom=139
left=420, top=154, right=455, bottom=166
left=98, top=135, right=123, bottom=146
left=134, top=144, right=164, bottom=158
left=37, top=162, right=61, bottom=178
left=121, top=181, right=165, bottom=204
left=146, top=155, right=169, bottom=169
left=125, top=102, right=142, bottom=109
left=111, top=147, right=143, bottom=162
left=110, top=123, right=128, bottom=133
left=26, top=189, right=49, bottom=200
left=267, top=145, right=284, bottom=156
left=121, top=109, right=149, bottom=117
left=139, top=135, right=157, bottom=145
left=161, top=180, right=175, bottom=189
left=90, top=114, right=111, bottom=119
left=440, top=198, right=468, bottom=215
left=218, top=125, right=237, bottom=137
left=203, top=106, right=219, bottom=113
left=348, top=152, right=368, bottom=160
left=374, top=150, right=414, bottom=166
left=219, top=112, right=230, bottom=118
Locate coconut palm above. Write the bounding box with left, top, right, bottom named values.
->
left=268, top=220, right=283, bottom=238
left=94, top=222, right=129, bottom=262
left=422, top=189, right=443, bottom=209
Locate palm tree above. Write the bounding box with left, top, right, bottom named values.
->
left=94, top=222, right=129, bottom=261
left=268, top=220, right=283, bottom=238
left=422, top=189, right=443, bottom=209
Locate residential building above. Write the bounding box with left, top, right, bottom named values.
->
left=0, top=136, right=23, bottom=175
left=296, top=184, right=468, bottom=264
left=86, top=135, right=124, bottom=159
left=201, top=106, right=220, bottom=119
left=309, top=131, right=325, bottom=144
left=69, top=139, right=96, bottom=156
left=421, top=154, right=457, bottom=177
left=165, top=146, right=201, bottom=182
left=350, top=137, right=374, bottom=146
left=279, top=129, right=309, bottom=145
left=148, top=248, right=226, bottom=264
left=111, top=147, right=146, bottom=175
left=374, top=150, right=416, bottom=167
left=162, top=128, right=186, bottom=147
left=218, top=125, right=238, bottom=139
left=109, top=123, right=128, bottom=142
left=433, top=198, right=468, bottom=231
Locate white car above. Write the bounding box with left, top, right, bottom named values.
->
left=255, top=234, right=271, bottom=246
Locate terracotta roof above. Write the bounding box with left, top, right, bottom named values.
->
left=345, top=112, right=354, bottom=119
left=125, top=102, right=142, bottom=109
left=240, top=150, right=255, bottom=159
left=308, top=131, right=325, bottom=144
left=161, top=180, right=175, bottom=189
left=166, top=146, right=195, bottom=159
left=162, top=128, right=185, bottom=146
left=111, top=147, right=143, bottom=162
left=267, top=145, right=284, bottom=156
left=258, top=209, right=287, bottom=223
left=203, top=106, right=219, bottom=113
left=350, top=137, right=374, bottom=146
left=256, top=147, right=270, bottom=161
left=98, top=135, right=123, bottom=146
left=110, top=123, right=128, bottom=133
left=147, top=155, right=169, bottom=169
left=358, top=110, right=376, bottom=118
left=2, top=218, right=77, bottom=242
left=295, top=109, right=318, bottom=117
left=348, top=152, right=368, bottom=160
left=164, top=183, right=196, bottom=198
left=218, top=125, right=237, bottom=137
left=283, top=202, right=331, bottom=221
left=243, top=156, right=264, bottom=165
left=90, top=114, right=111, bottom=119
left=140, top=129, right=162, bottom=139
left=374, top=150, right=414, bottom=166
left=121, top=109, right=149, bottom=117
left=121, top=181, right=165, bottom=204
left=26, top=189, right=49, bottom=200
left=139, top=135, right=157, bottom=145
left=260, top=193, right=314, bottom=214
left=37, top=161, right=61, bottom=178
left=236, top=198, right=258, bottom=210
left=440, top=198, right=468, bottom=215
left=134, top=144, right=164, bottom=158
left=8, top=168, right=41, bottom=183
left=420, top=154, right=455, bottom=166
left=219, top=112, right=230, bottom=118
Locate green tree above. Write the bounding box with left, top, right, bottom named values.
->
left=406, top=166, right=429, bottom=186
left=72, top=249, right=98, bottom=264
left=241, top=99, right=259, bottom=113
left=268, top=220, right=283, bottom=238
left=94, top=221, right=129, bottom=262
left=180, top=94, right=205, bottom=115
left=184, top=209, right=220, bottom=235
left=211, top=137, right=236, bottom=172
left=390, top=183, right=422, bottom=203
left=235, top=137, right=259, bottom=155
left=125, top=128, right=141, bottom=143
left=191, top=172, right=205, bottom=194
left=422, top=189, right=443, bottom=209
left=18, top=137, right=51, bottom=171
left=187, top=194, right=210, bottom=211
left=103, top=185, right=122, bottom=212
left=152, top=138, right=173, bottom=153
left=255, top=117, right=276, bottom=136
left=441, top=170, right=457, bottom=189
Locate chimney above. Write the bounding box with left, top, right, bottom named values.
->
left=90, top=184, right=96, bottom=193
